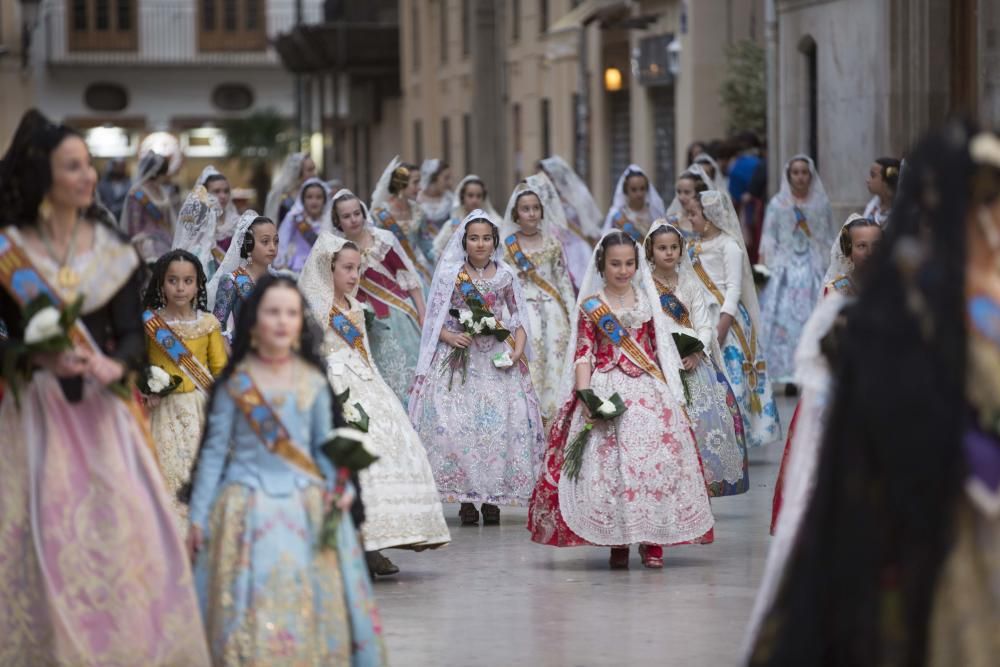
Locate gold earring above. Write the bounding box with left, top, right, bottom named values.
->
left=291, top=339, right=301, bottom=352
left=38, top=197, right=53, bottom=221
left=250, top=332, right=258, bottom=349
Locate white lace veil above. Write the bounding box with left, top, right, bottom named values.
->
left=823, top=213, right=867, bottom=284
left=298, top=231, right=355, bottom=327
left=777, top=154, right=829, bottom=210
left=666, top=163, right=714, bottom=221
left=603, top=164, right=667, bottom=231
left=264, top=152, right=307, bottom=223
left=420, top=158, right=442, bottom=191
left=196, top=165, right=240, bottom=240
left=371, top=155, right=402, bottom=212
left=558, top=231, right=686, bottom=406
left=172, top=184, right=222, bottom=274
left=692, top=154, right=727, bottom=191
left=539, top=155, right=603, bottom=239
left=700, top=190, right=763, bottom=330
left=644, top=219, right=725, bottom=364
left=414, top=209, right=534, bottom=379
left=451, top=174, right=500, bottom=222
left=206, top=209, right=261, bottom=310
left=499, top=172, right=568, bottom=240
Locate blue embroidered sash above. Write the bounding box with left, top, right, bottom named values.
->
left=133, top=189, right=165, bottom=223
left=232, top=266, right=255, bottom=298
left=580, top=296, right=666, bottom=383
left=328, top=303, right=370, bottom=366
left=142, top=309, right=215, bottom=392
left=653, top=279, right=693, bottom=329
left=503, top=234, right=570, bottom=320
left=611, top=210, right=642, bottom=242
left=792, top=206, right=812, bottom=238
left=227, top=369, right=323, bottom=480
left=294, top=215, right=319, bottom=246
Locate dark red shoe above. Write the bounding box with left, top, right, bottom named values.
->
left=609, top=546, right=630, bottom=569
left=639, top=544, right=664, bottom=569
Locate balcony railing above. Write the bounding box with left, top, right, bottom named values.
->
left=45, top=0, right=323, bottom=66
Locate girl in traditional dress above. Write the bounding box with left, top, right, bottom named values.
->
left=527, top=231, right=715, bottom=569
left=0, top=110, right=210, bottom=666
left=500, top=176, right=576, bottom=421
left=645, top=221, right=749, bottom=496
left=208, top=210, right=278, bottom=341
left=416, top=158, right=454, bottom=262
left=693, top=153, right=728, bottom=192
left=187, top=275, right=386, bottom=666
left=264, top=151, right=318, bottom=226
left=863, top=156, right=901, bottom=227
left=602, top=164, right=666, bottom=242
left=537, top=157, right=603, bottom=289
left=409, top=210, right=545, bottom=526
left=331, top=189, right=425, bottom=407
left=141, top=249, right=227, bottom=524
left=746, top=121, right=1000, bottom=667
left=276, top=176, right=331, bottom=277
left=371, top=157, right=434, bottom=286
left=431, top=173, right=501, bottom=259
left=758, top=155, right=836, bottom=385
left=299, top=232, right=450, bottom=577
left=120, top=150, right=176, bottom=263
left=769, top=214, right=882, bottom=533
left=689, top=190, right=781, bottom=447
left=197, top=165, right=240, bottom=257
left=664, top=166, right=712, bottom=236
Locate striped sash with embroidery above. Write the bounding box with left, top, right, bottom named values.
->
left=454, top=269, right=529, bottom=372
left=373, top=208, right=432, bottom=283
left=328, top=303, right=370, bottom=366
left=227, top=369, right=324, bottom=480
left=504, top=234, right=570, bottom=320
left=142, top=310, right=215, bottom=393
left=580, top=295, right=666, bottom=383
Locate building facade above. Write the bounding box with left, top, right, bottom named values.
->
left=27, top=0, right=325, bottom=193
left=400, top=0, right=764, bottom=212
left=771, top=0, right=1000, bottom=221
left=0, top=1, right=37, bottom=143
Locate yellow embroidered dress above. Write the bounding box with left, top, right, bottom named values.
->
left=146, top=310, right=227, bottom=522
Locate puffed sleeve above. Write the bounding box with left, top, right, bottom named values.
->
left=384, top=245, right=421, bottom=292
left=212, top=275, right=237, bottom=328
left=686, top=282, right=716, bottom=352
left=189, top=384, right=237, bottom=528
left=720, top=239, right=745, bottom=319
left=205, top=317, right=228, bottom=377
left=573, top=309, right=597, bottom=366
left=502, top=272, right=524, bottom=332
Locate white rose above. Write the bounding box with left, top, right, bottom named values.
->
left=472, top=321, right=484, bottom=335
left=482, top=316, right=497, bottom=330
left=596, top=399, right=617, bottom=417
left=343, top=403, right=362, bottom=423
left=458, top=309, right=474, bottom=325
left=24, top=306, right=62, bottom=345
left=147, top=365, right=171, bottom=393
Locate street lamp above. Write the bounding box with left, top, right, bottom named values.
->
left=20, top=0, right=43, bottom=70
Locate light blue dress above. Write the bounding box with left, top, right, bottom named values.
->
left=757, top=196, right=835, bottom=382
left=189, top=360, right=385, bottom=666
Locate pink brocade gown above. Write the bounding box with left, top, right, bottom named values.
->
left=0, top=373, right=211, bottom=666
left=528, top=300, right=715, bottom=548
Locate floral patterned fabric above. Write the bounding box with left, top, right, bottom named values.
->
left=356, top=238, right=423, bottom=407
left=528, top=298, right=715, bottom=547
left=507, top=235, right=576, bottom=420
left=409, top=270, right=545, bottom=506
left=757, top=198, right=835, bottom=382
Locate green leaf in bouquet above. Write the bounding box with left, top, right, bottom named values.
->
left=575, top=389, right=627, bottom=420
left=321, top=429, right=379, bottom=473
left=672, top=332, right=705, bottom=359
left=562, top=422, right=593, bottom=482
left=334, top=387, right=351, bottom=407
left=350, top=401, right=370, bottom=433
left=58, top=294, right=85, bottom=331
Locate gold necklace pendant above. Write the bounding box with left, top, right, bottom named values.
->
left=57, top=265, right=81, bottom=293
